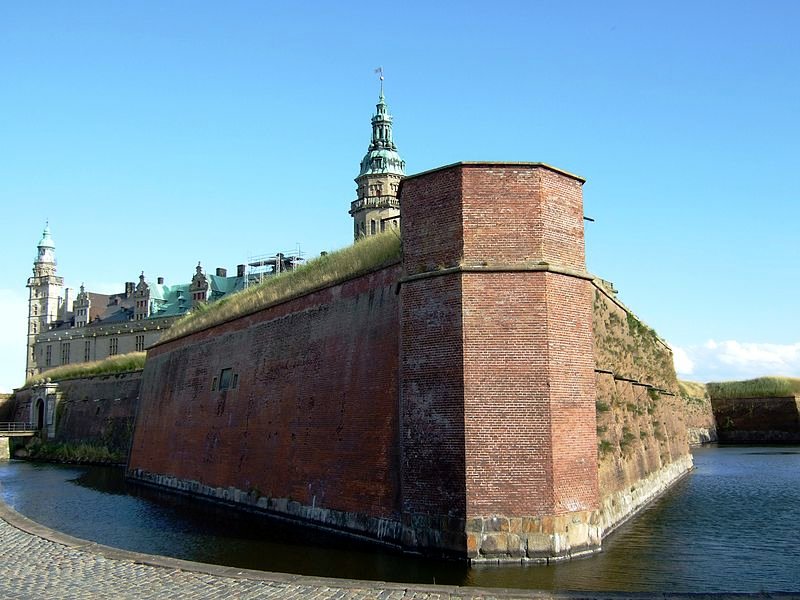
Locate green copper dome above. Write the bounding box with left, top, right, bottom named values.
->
left=358, top=92, right=405, bottom=178
left=38, top=224, right=56, bottom=248
left=38, top=224, right=55, bottom=249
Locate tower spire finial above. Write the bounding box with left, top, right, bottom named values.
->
left=374, top=66, right=384, bottom=99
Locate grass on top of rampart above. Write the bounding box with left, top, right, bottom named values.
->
left=706, top=376, right=800, bottom=400
left=24, top=352, right=146, bottom=387
left=678, top=380, right=708, bottom=401
left=161, top=230, right=402, bottom=344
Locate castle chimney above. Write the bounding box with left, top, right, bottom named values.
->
left=61, top=288, right=71, bottom=321
left=157, top=277, right=164, bottom=285
left=216, top=267, right=227, bottom=277
left=237, top=264, right=245, bottom=278
left=125, top=282, right=135, bottom=297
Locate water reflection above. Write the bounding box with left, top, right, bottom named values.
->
left=1, top=445, right=799, bottom=592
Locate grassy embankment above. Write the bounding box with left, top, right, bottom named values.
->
left=24, top=352, right=146, bottom=388
left=19, top=353, right=145, bottom=464
left=162, top=230, right=401, bottom=343
left=23, top=439, right=124, bottom=465
left=678, top=380, right=708, bottom=402
left=706, top=377, right=800, bottom=399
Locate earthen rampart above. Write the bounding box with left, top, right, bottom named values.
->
left=592, top=285, right=696, bottom=532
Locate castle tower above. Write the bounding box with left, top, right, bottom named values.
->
left=73, top=284, right=91, bottom=328
left=189, top=262, right=208, bottom=308
left=134, top=273, right=151, bottom=321
left=399, top=163, right=600, bottom=561
left=26, top=224, right=64, bottom=378
left=349, top=77, right=405, bottom=240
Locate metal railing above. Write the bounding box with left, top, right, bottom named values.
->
left=0, top=422, right=35, bottom=433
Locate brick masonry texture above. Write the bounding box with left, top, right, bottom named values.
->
left=712, top=396, right=800, bottom=442
left=124, top=162, right=694, bottom=563
left=129, top=265, right=402, bottom=538
left=399, top=164, right=599, bottom=561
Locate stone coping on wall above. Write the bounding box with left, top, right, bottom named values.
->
left=400, top=161, right=586, bottom=184
left=398, top=262, right=595, bottom=286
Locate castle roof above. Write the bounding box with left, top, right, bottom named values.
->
left=37, top=224, right=55, bottom=250
left=357, top=90, right=405, bottom=179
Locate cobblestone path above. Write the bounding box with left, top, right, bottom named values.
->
left=0, top=500, right=795, bottom=599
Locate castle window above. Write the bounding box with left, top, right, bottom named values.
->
left=46, top=345, right=52, bottom=366
left=135, top=335, right=145, bottom=352
left=371, top=220, right=376, bottom=235
left=84, top=340, right=91, bottom=362
left=109, top=337, right=119, bottom=356
left=33, top=305, right=38, bottom=316
left=61, top=343, right=70, bottom=365
left=219, top=368, right=233, bottom=391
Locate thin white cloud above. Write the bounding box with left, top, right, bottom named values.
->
left=672, top=346, right=695, bottom=375
left=673, top=339, right=800, bottom=382
left=0, top=288, right=28, bottom=393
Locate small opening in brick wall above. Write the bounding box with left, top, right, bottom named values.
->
left=219, top=368, right=233, bottom=391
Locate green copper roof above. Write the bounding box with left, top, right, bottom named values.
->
left=358, top=91, right=405, bottom=178
left=38, top=224, right=55, bottom=249
left=150, top=283, right=192, bottom=317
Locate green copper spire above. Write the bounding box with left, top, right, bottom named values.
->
left=350, top=71, right=403, bottom=240
left=38, top=222, right=55, bottom=250
left=358, top=76, right=405, bottom=178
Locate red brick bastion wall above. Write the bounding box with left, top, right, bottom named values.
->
left=127, top=162, right=693, bottom=563
left=128, top=264, right=403, bottom=541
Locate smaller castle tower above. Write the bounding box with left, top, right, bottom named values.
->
left=349, top=74, right=405, bottom=240
left=190, top=262, right=209, bottom=308
left=134, top=273, right=151, bottom=321
left=26, top=224, right=65, bottom=378
left=73, top=284, right=91, bottom=328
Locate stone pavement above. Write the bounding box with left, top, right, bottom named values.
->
left=0, top=500, right=796, bottom=600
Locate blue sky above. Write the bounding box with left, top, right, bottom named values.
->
left=1, top=1, right=798, bottom=392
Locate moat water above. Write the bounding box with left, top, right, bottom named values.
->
left=1, top=444, right=799, bottom=593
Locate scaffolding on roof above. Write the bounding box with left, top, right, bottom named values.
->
left=245, top=246, right=305, bottom=287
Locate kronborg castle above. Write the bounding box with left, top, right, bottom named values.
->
left=25, top=87, right=403, bottom=380
left=15, top=85, right=711, bottom=563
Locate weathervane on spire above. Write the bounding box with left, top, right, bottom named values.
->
left=374, top=66, right=384, bottom=96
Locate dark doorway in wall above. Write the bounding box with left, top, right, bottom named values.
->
left=35, top=399, right=45, bottom=430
